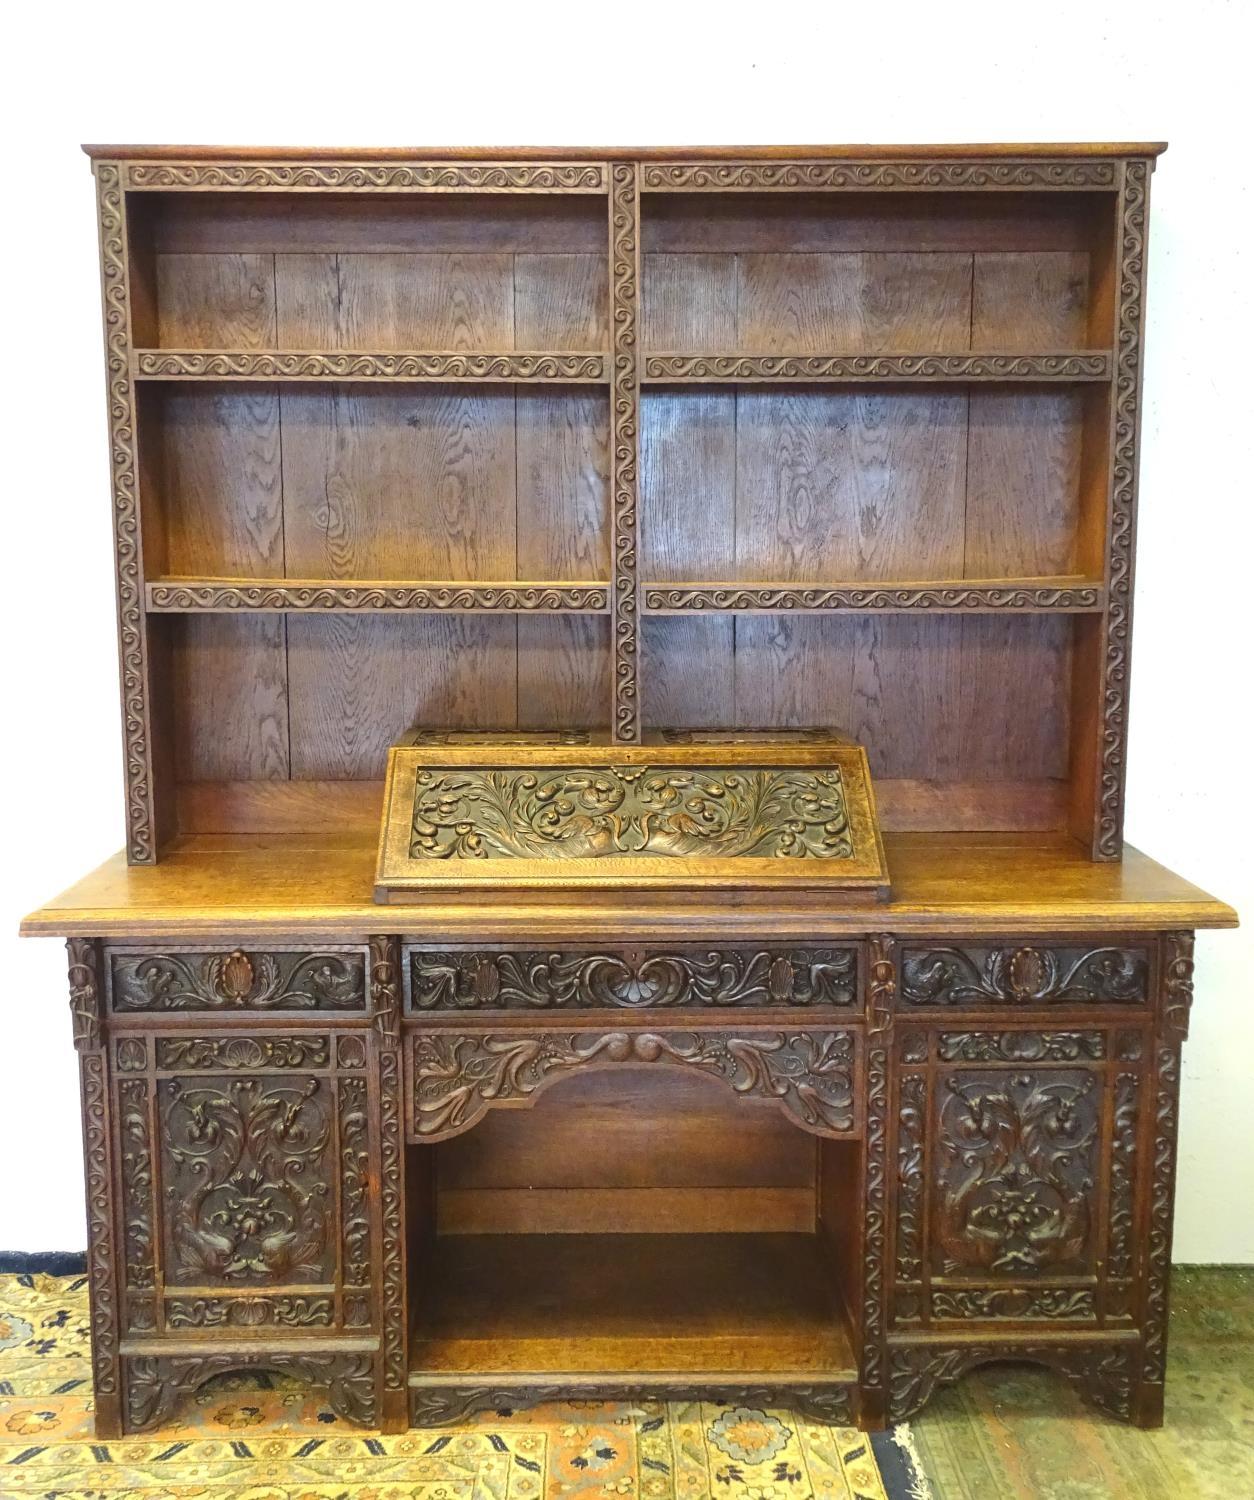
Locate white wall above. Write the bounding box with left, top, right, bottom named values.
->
left=1, top=0, right=1249, bottom=1258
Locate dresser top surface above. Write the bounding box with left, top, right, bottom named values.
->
left=21, top=834, right=1234, bottom=941
left=82, top=142, right=1168, bottom=162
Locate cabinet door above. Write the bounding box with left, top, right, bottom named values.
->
left=892, top=1021, right=1148, bottom=1329
left=111, top=1029, right=374, bottom=1337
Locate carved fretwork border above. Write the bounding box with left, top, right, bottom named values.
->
left=134, top=351, right=608, bottom=381
left=860, top=936, right=894, bottom=1418
left=644, top=584, right=1104, bottom=614
left=641, top=160, right=1119, bottom=191
left=369, top=937, right=407, bottom=1419
left=643, top=353, right=1112, bottom=382
left=123, top=162, right=608, bottom=192
left=1094, top=159, right=1153, bottom=858
left=610, top=163, right=641, bottom=741
left=95, top=164, right=156, bottom=864
left=146, top=583, right=609, bottom=614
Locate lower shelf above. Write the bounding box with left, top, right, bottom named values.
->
left=409, top=1231, right=855, bottom=1379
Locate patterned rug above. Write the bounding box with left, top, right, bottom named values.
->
left=910, top=1265, right=1254, bottom=1499
left=0, top=1272, right=908, bottom=1499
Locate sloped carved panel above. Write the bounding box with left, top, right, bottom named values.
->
left=405, top=946, right=859, bottom=1010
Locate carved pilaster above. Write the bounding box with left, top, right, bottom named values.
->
left=1161, top=932, right=1195, bottom=1039
left=369, top=936, right=407, bottom=1429
left=68, top=936, right=102, bottom=1052
left=861, top=936, right=894, bottom=1420
left=609, top=162, right=640, bottom=741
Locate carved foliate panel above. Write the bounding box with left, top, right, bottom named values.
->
left=932, top=1069, right=1100, bottom=1279
left=159, top=1075, right=335, bottom=1286
left=108, top=948, right=367, bottom=1012
left=406, top=1028, right=858, bottom=1141
left=405, top=946, right=858, bottom=1011
left=899, top=943, right=1149, bottom=1008
left=888, top=1342, right=1134, bottom=1424
left=124, top=1351, right=375, bottom=1432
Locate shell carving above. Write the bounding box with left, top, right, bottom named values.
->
left=768, top=957, right=796, bottom=1003
left=1005, top=947, right=1054, bottom=1001
left=217, top=950, right=255, bottom=1002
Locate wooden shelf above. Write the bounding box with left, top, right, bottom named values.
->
left=641, top=352, right=1112, bottom=383
left=643, top=579, right=1105, bottom=614
left=133, top=350, right=610, bottom=382
left=410, top=1232, right=854, bottom=1377
left=145, top=579, right=610, bottom=613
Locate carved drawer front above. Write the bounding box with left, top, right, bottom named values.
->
left=405, top=1026, right=861, bottom=1141
left=110, top=1031, right=374, bottom=1337
left=106, top=945, right=369, bottom=1015
left=897, top=940, right=1151, bottom=1010
left=892, top=1023, right=1148, bottom=1331
left=403, top=945, right=861, bottom=1013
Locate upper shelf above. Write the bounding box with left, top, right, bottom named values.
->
left=131, top=349, right=1111, bottom=385
left=84, top=143, right=1169, bottom=162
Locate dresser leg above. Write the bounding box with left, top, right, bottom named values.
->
left=858, top=1385, right=887, bottom=1429
left=380, top=1385, right=409, bottom=1432
left=1130, top=1379, right=1165, bottom=1428
left=93, top=1390, right=123, bottom=1439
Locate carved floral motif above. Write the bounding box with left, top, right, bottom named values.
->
left=901, top=945, right=1147, bottom=1007
left=410, top=1381, right=852, bottom=1427
left=936, top=1031, right=1105, bottom=1063
left=408, top=947, right=858, bottom=1010
left=409, top=766, right=852, bottom=860
left=125, top=1351, right=375, bottom=1431
left=929, top=1286, right=1096, bottom=1320
left=164, top=1294, right=333, bottom=1329
left=888, top=1343, right=1133, bottom=1423
left=111, top=950, right=366, bottom=1012
left=155, top=1036, right=330, bottom=1070
left=409, top=1029, right=857, bottom=1140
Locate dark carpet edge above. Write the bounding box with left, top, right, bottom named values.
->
left=0, top=1250, right=88, bottom=1273
left=872, top=1428, right=928, bottom=1500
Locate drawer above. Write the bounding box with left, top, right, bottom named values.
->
left=405, top=1025, right=862, bottom=1141
left=404, top=944, right=861, bottom=1013
left=896, top=939, right=1152, bottom=1010
left=106, top=944, right=369, bottom=1014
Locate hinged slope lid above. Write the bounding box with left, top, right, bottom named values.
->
left=374, top=732, right=889, bottom=901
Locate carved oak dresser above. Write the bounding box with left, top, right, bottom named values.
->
left=22, top=142, right=1235, bottom=1437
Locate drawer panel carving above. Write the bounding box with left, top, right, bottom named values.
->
left=108, top=947, right=368, bottom=1013
left=930, top=1286, right=1097, bottom=1321
left=405, top=945, right=859, bottom=1011
left=406, top=1027, right=860, bottom=1141
left=899, top=942, right=1150, bottom=1008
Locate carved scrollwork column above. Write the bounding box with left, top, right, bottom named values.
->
left=68, top=938, right=123, bottom=1435
left=369, top=936, right=408, bottom=1430
left=860, top=934, right=894, bottom=1425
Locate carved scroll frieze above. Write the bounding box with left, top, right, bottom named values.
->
left=410, top=1381, right=852, bottom=1427
left=146, top=582, right=609, bottom=612
left=1108, top=1071, right=1141, bottom=1281
left=408, top=1029, right=857, bottom=1140
left=641, top=160, right=1118, bottom=191
left=164, top=1294, right=334, bottom=1330
left=862, top=937, right=894, bottom=1400
left=159, top=1076, right=333, bottom=1285
left=936, top=1031, right=1105, bottom=1063
left=408, top=765, right=853, bottom=860
left=888, top=1342, right=1133, bottom=1424
left=95, top=163, right=154, bottom=863
left=110, top=948, right=366, bottom=1012
left=124, top=1350, right=375, bottom=1432
left=370, top=936, right=406, bottom=1394
left=1095, top=159, right=1152, bottom=858
left=116, top=1077, right=155, bottom=1331
left=933, top=1070, right=1099, bottom=1278
left=929, top=1286, right=1097, bottom=1321
left=155, top=1036, right=331, bottom=1071
left=407, top=946, right=858, bottom=1010
left=136, top=351, right=608, bottom=381
left=643, top=353, right=1111, bottom=382
left=900, top=944, right=1148, bottom=1007
left=610, top=162, right=640, bottom=741
left=1143, top=1042, right=1182, bottom=1387
left=125, top=161, right=607, bottom=192
left=645, top=583, right=1103, bottom=612
left=338, top=1074, right=371, bottom=1296
left=895, top=1074, right=927, bottom=1285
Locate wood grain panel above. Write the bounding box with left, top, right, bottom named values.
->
left=514, top=253, right=608, bottom=349
left=158, top=388, right=284, bottom=576
left=642, top=253, right=737, bottom=349
left=515, top=391, right=610, bottom=578
left=733, top=617, right=855, bottom=730
left=438, top=1187, right=815, bottom=1235
left=734, top=391, right=968, bottom=581
left=438, top=1071, right=815, bottom=1189
left=287, top=615, right=517, bottom=778
left=849, top=617, right=964, bottom=779
left=279, top=388, right=517, bottom=579
left=640, top=393, right=737, bottom=579
left=958, top=615, right=1072, bottom=779
left=640, top=617, right=735, bottom=728
left=170, top=616, right=288, bottom=781
left=966, top=391, right=1084, bottom=576
left=517, top=617, right=611, bottom=730
left=736, top=252, right=972, bottom=352
left=972, top=251, right=1092, bottom=348
left=155, top=253, right=276, bottom=348
left=275, top=253, right=514, bottom=349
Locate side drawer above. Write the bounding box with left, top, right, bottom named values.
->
left=403, top=943, right=862, bottom=1013
left=105, top=944, right=369, bottom=1015
left=895, top=938, right=1152, bottom=1010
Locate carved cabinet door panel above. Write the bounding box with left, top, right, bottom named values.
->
left=892, top=1021, right=1148, bottom=1330
left=111, top=1030, right=374, bottom=1337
